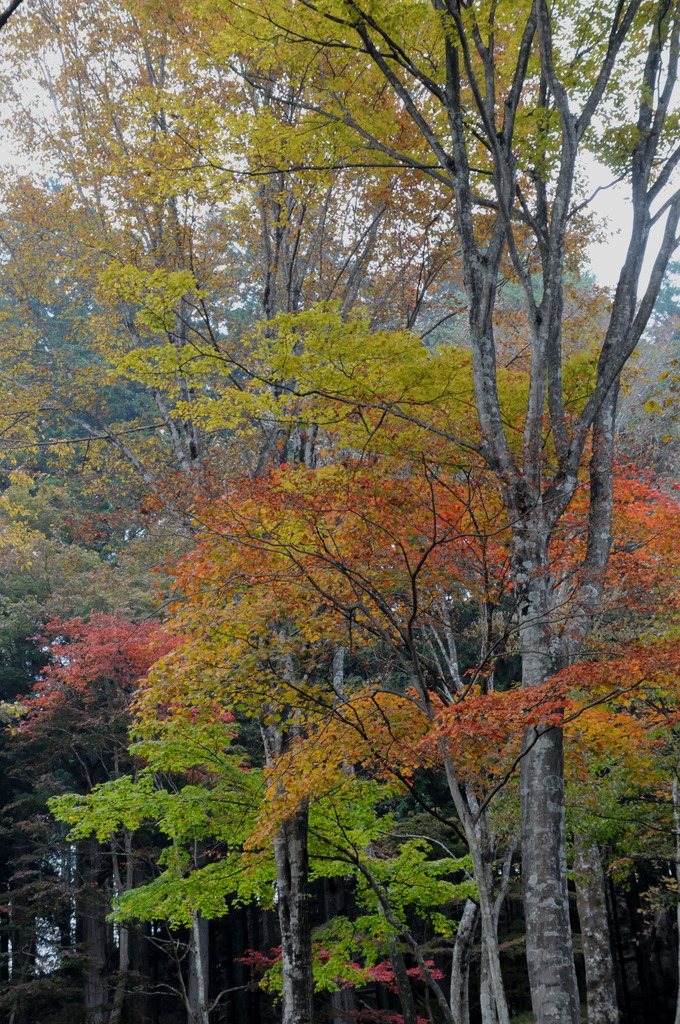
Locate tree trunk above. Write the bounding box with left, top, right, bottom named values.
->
left=330, top=988, right=356, bottom=1024
left=516, top=541, right=580, bottom=1024
left=520, top=722, right=579, bottom=1024
left=479, top=938, right=496, bottom=1024
left=274, top=805, right=314, bottom=1024
left=388, top=936, right=419, bottom=1024
left=187, top=911, right=210, bottom=1024
left=79, top=837, right=110, bottom=1024
left=477, top=837, right=516, bottom=1024
left=441, top=756, right=510, bottom=1024
left=673, top=777, right=680, bottom=1024
left=110, top=831, right=134, bottom=1024
left=573, top=832, right=619, bottom=1024
left=109, top=921, right=129, bottom=1024
left=320, top=875, right=357, bottom=1024
left=450, top=899, right=479, bottom=1024
left=261, top=709, right=314, bottom=1024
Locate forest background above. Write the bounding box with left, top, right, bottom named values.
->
left=0, top=2, right=678, bottom=1024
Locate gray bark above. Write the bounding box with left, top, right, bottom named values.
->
left=330, top=988, right=356, bottom=1024
left=109, top=831, right=134, bottom=1024
left=479, top=939, right=496, bottom=1024
left=573, top=832, right=619, bottom=1024
left=450, top=899, right=479, bottom=1024
left=273, top=806, right=315, bottom=1024
left=518, top=562, right=580, bottom=1024
left=477, top=836, right=516, bottom=1024
left=388, top=936, right=419, bottom=1024
left=187, top=911, right=210, bottom=1024
left=260, top=647, right=315, bottom=1024
left=440, top=754, right=511, bottom=1024
left=520, top=726, right=578, bottom=1024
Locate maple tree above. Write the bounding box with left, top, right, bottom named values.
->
left=5, top=615, right=175, bottom=1024
left=0, top=17, right=464, bottom=1014
left=114, top=339, right=679, bottom=1023
left=147, top=4, right=680, bottom=1021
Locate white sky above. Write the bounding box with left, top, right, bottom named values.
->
left=584, top=156, right=679, bottom=293
left=585, top=180, right=631, bottom=288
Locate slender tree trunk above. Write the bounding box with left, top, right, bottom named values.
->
left=441, top=756, right=510, bottom=1024
left=109, top=921, right=129, bottom=1024
left=573, top=832, right=619, bottom=1024
left=479, top=938, right=496, bottom=1024
left=274, top=805, right=314, bottom=1024
left=476, top=837, right=516, bottom=1024
left=110, top=831, right=134, bottom=1024
left=450, top=899, right=479, bottom=1024
left=187, top=911, right=210, bottom=1024
left=79, top=837, right=110, bottom=1024
left=330, top=987, right=355, bottom=1024
left=388, top=936, right=419, bottom=1024
left=261, top=704, right=314, bottom=1024
left=320, top=874, right=356, bottom=1024
left=673, top=777, right=680, bottom=1024
left=7, top=920, right=36, bottom=1024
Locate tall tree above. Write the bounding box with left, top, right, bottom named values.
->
left=12, top=615, right=175, bottom=1023
left=173, top=3, right=680, bottom=1019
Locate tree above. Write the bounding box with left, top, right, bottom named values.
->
left=0, top=0, right=463, bottom=492
left=123, top=316, right=679, bottom=1023
left=0, top=18, right=462, bottom=1016
left=53, top=707, right=263, bottom=1024
left=160, top=3, right=680, bottom=1019
left=618, top=261, right=680, bottom=473
left=9, top=615, right=175, bottom=1024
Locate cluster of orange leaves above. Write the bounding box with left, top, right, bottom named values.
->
left=131, top=455, right=680, bottom=819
